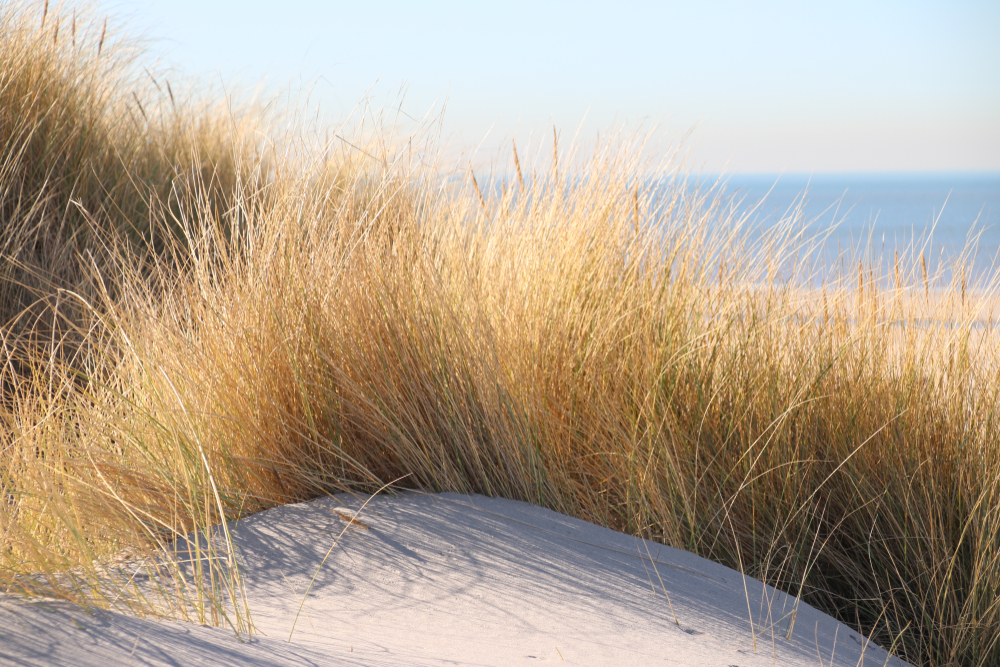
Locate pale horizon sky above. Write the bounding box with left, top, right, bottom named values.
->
left=106, top=0, right=999, bottom=174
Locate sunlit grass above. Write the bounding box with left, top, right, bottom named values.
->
left=2, top=3, right=998, bottom=665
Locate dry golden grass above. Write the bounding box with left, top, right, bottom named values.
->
left=2, top=3, right=999, bottom=665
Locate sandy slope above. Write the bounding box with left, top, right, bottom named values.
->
left=1, top=492, right=911, bottom=666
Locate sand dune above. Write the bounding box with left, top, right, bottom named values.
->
left=1, top=492, right=911, bottom=666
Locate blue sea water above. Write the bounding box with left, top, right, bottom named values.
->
left=714, top=173, right=1000, bottom=284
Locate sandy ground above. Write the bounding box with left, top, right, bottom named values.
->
left=1, top=492, right=912, bottom=666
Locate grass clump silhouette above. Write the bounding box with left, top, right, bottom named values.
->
left=1, top=3, right=998, bottom=665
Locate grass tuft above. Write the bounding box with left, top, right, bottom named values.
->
left=1, top=3, right=998, bottom=665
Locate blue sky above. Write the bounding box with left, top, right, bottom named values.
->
left=107, top=0, right=999, bottom=173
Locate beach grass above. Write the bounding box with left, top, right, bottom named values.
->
left=2, top=3, right=999, bottom=665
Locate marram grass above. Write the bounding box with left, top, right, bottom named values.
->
left=2, top=3, right=999, bottom=665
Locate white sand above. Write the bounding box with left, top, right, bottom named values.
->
left=1, top=492, right=912, bottom=666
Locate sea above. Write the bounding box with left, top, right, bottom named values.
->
left=712, top=173, right=1000, bottom=286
